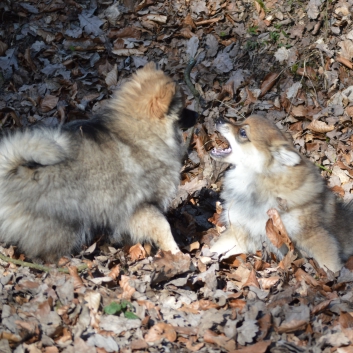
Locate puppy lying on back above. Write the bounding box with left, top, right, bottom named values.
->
left=210, top=115, right=353, bottom=272
left=0, top=63, right=197, bottom=262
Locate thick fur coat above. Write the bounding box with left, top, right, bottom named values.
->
left=210, top=115, right=353, bottom=272
left=0, top=63, right=196, bottom=262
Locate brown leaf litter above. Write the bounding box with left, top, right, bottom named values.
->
left=2, top=0, right=353, bottom=351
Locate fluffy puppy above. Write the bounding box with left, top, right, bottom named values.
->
left=0, top=63, right=197, bottom=262
left=210, top=115, right=353, bottom=272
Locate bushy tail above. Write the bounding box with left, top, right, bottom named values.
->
left=0, top=128, right=71, bottom=178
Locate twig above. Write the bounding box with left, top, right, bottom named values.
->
left=195, top=16, right=222, bottom=26
left=315, top=163, right=332, bottom=173
left=0, top=253, right=88, bottom=273
left=184, top=58, right=200, bottom=102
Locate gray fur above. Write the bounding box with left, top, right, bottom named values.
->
left=0, top=63, right=194, bottom=262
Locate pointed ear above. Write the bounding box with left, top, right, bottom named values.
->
left=271, top=144, right=301, bottom=166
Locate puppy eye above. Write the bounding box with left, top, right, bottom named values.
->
left=239, top=128, right=247, bottom=139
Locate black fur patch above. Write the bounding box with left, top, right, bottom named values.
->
left=22, top=161, right=43, bottom=169
left=167, top=89, right=184, bottom=116
left=179, top=108, right=198, bottom=129
left=64, top=116, right=111, bottom=143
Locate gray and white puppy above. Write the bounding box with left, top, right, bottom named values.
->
left=0, top=63, right=197, bottom=262
left=210, top=115, right=353, bottom=272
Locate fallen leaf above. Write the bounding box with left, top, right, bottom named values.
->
left=243, top=269, right=260, bottom=288
left=340, top=312, right=353, bottom=329
left=307, top=120, right=335, bottom=133
left=130, top=338, right=149, bottom=350
left=40, top=95, right=59, bottom=113
left=119, top=275, right=136, bottom=300
left=258, top=276, right=280, bottom=289
left=105, top=63, right=118, bottom=88
left=229, top=340, right=271, bottom=353
left=108, top=264, right=120, bottom=280
left=204, top=329, right=236, bottom=351
left=260, top=72, right=279, bottom=97
left=266, top=208, right=294, bottom=251
left=145, top=323, right=177, bottom=343
left=151, top=251, right=192, bottom=284
left=129, top=243, right=147, bottom=261
left=68, top=266, right=85, bottom=291
left=112, top=48, right=145, bottom=56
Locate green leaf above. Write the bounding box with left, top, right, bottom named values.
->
left=104, top=302, right=122, bottom=315
left=124, top=311, right=139, bottom=320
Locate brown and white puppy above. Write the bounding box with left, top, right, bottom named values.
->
left=0, top=63, right=197, bottom=262
left=210, top=115, right=353, bottom=272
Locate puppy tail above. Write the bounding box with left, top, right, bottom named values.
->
left=0, top=129, right=71, bottom=178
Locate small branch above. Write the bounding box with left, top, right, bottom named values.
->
left=315, top=163, right=332, bottom=173
left=184, top=58, right=200, bottom=100
left=0, top=253, right=88, bottom=273
left=195, top=16, right=222, bottom=26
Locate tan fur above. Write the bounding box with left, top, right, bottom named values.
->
left=210, top=115, right=353, bottom=272
left=0, top=63, right=196, bottom=262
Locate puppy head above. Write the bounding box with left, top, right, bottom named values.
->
left=111, top=62, right=182, bottom=121
left=210, top=115, right=301, bottom=172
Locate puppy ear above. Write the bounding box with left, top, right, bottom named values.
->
left=142, top=62, right=157, bottom=71
left=149, top=81, right=176, bottom=119
left=271, top=144, right=301, bottom=166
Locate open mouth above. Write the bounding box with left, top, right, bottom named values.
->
left=210, top=146, right=232, bottom=157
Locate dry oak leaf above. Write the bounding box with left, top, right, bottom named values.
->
left=277, top=305, right=309, bottom=333
left=345, top=106, right=353, bottom=118
left=258, top=314, right=272, bottom=341
left=337, top=56, right=353, bottom=69
left=129, top=243, right=147, bottom=261
left=141, top=14, right=167, bottom=23
left=112, top=48, right=145, bottom=56
left=339, top=40, right=353, bottom=61
left=108, top=264, right=120, bottom=280
left=307, top=120, right=335, bottom=133
left=130, top=338, right=149, bottom=350
left=184, top=13, right=196, bottom=28
left=260, top=72, right=279, bottom=97
left=84, top=291, right=101, bottom=319
left=340, top=312, right=353, bottom=329
left=243, top=268, right=260, bottom=288
left=295, top=268, right=321, bottom=287
left=258, top=276, right=281, bottom=290
left=229, top=340, right=271, bottom=353
left=119, top=275, right=136, bottom=299
left=204, top=329, right=236, bottom=351
left=279, top=249, right=297, bottom=270
left=68, top=266, right=85, bottom=291
left=107, top=27, right=141, bottom=39
left=266, top=208, right=294, bottom=251
left=105, top=63, right=118, bottom=88
left=297, top=66, right=316, bottom=80
left=145, top=323, right=177, bottom=343
left=151, top=250, right=192, bottom=284
left=178, top=337, right=205, bottom=352
left=311, top=299, right=332, bottom=315
left=40, top=95, right=59, bottom=113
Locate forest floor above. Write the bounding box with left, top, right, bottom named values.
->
left=1, top=0, right=353, bottom=352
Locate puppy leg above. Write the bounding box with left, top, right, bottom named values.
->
left=128, top=204, right=180, bottom=253
left=210, top=226, right=249, bottom=259
left=298, top=228, right=343, bottom=272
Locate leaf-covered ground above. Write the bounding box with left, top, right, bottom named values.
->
left=1, top=0, right=353, bottom=352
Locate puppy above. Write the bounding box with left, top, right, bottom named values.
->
left=210, top=115, right=353, bottom=272
left=0, top=63, right=197, bottom=262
